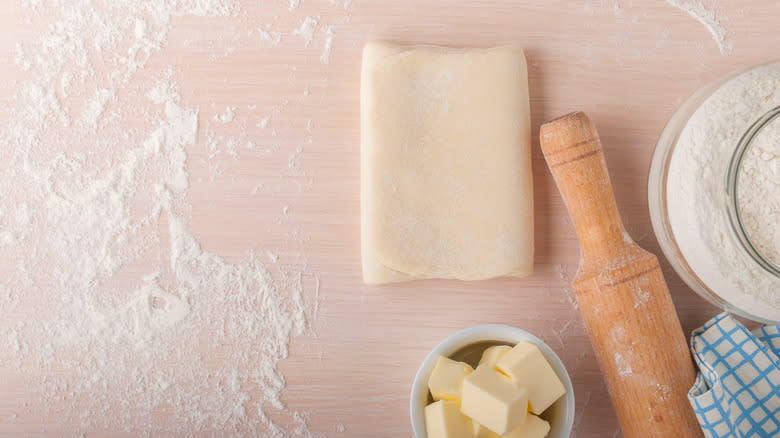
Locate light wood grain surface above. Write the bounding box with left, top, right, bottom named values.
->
left=1, top=1, right=779, bottom=436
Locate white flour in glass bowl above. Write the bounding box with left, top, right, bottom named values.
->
left=667, top=62, right=780, bottom=322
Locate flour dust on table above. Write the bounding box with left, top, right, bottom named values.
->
left=0, top=0, right=350, bottom=435
left=664, top=0, right=732, bottom=55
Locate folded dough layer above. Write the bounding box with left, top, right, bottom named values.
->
left=361, top=42, right=533, bottom=284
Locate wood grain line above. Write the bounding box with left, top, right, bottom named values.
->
left=545, top=137, right=598, bottom=156
left=550, top=149, right=600, bottom=168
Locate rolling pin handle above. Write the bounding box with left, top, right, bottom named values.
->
left=539, top=112, right=630, bottom=264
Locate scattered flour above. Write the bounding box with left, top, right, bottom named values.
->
left=655, top=384, right=672, bottom=402
left=329, top=0, right=352, bottom=9
left=14, top=43, right=32, bottom=71
left=614, top=352, right=633, bottom=377
left=633, top=288, right=651, bottom=309
left=555, top=264, right=579, bottom=310
left=214, top=105, right=237, bottom=123
left=667, top=62, right=780, bottom=321
left=321, top=25, right=335, bottom=64
left=258, top=25, right=283, bottom=47
left=0, top=0, right=332, bottom=436
left=664, top=0, right=732, bottom=55
left=295, top=16, right=319, bottom=47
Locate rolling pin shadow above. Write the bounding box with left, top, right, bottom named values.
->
left=540, top=112, right=703, bottom=438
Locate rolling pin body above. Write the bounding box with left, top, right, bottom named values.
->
left=540, top=112, right=702, bottom=438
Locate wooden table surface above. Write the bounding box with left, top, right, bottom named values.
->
left=1, top=1, right=778, bottom=436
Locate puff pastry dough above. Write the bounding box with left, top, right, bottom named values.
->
left=361, top=42, right=533, bottom=284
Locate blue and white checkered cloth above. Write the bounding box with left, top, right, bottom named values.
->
left=689, top=312, right=780, bottom=438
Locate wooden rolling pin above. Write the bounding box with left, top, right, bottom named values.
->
left=539, top=112, right=702, bottom=438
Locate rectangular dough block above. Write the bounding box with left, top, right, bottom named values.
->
left=361, top=42, right=533, bottom=284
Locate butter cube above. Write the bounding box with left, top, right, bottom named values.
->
left=461, top=365, right=528, bottom=435
left=472, top=422, right=501, bottom=438
left=428, top=356, right=474, bottom=402
left=505, top=414, right=551, bottom=438
left=478, top=345, right=512, bottom=369
left=425, top=400, right=476, bottom=438
left=496, top=342, right=565, bottom=414
left=474, top=414, right=550, bottom=438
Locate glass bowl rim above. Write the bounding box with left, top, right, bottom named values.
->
left=725, top=105, right=780, bottom=277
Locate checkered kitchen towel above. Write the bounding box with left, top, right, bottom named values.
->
left=689, top=312, right=780, bottom=437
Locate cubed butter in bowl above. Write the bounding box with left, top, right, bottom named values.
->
left=411, top=325, right=574, bottom=438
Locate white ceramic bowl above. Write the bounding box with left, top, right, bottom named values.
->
left=410, top=324, right=575, bottom=438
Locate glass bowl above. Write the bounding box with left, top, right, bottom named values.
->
left=648, top=61, right=780, bottom=324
